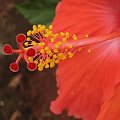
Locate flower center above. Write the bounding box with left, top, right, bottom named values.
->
left=25, top=24, right=78, bottom=71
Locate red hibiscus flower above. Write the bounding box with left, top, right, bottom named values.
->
left=50, top=0, right=120, bottom=120
left=3, top=0, right=120, bottom=120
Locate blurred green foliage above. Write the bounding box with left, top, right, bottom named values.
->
left=16, top=0, right=59, bottom=26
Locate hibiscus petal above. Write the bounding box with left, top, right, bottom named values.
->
left=96, top=84, right=120, bottom=120
left=50, top=35, right=120, bottom=120
left=51, top=0, right=120, bottom=119
left=52, top=0, right=120, bottom=37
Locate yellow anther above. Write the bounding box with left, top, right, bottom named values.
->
left=54, top=33, right=59, bottom=38
left=70, top=54, right=74, bottom=58
left=46, top=50, right=50, bottom=54
left=62, top=38, right=67, bottom=42
left=49, top=33, right=54, bottom=37
left=72, top=34, right=78, bottom=40
left=55, top=44, right=60, bottom=49
left=28, top=57, right=33, bottom=62
left=38, top=42, right=45, bottom=47
left=63, top=55, right=67, bottom=60
left=69, top=55, right=73, bottom=58
left=45, top=64, right=49, bottom=69
left=50, top=62, right=55, bottom=68
left=69, top=45, right=73, bottom=49
left=41, top=42, right=45, bottom=46
left=33, top=25, right=37, bottom=31
left=78, top=48, right=82, bottom=51
left=57, top=42, right=62, bottom=46
left=38, top=66, right=43, bottom=71
left=85, top=34, right=89, bottom=38
left=48, top=52, right=53, bottom=57
left=54, top=42, right=62, bottom=48
left=50, top=38, right=55, bottom=42
left=27, top=37, right=30, bottom=41
left=72, top=34, right=76, bottom=37
left=38, top=63, right=41, bottom=67
left=49, top=25, right=53, bottom=30
left=38, top=24, right=41, bottom=28
left=58, top=53, right=62, bottom=56
left=41, top=25, right=46, bottom=30
left=68, top=52, right=73, bottom=55
left=53, top=54, right=57, bottom=59
left=38, top=61, right=45, bottom=67
left=45, top=58, right=50, bottom=63
left=27, top=30, right=32, bottom=36
left=42, top=62, right=45, bottom=66
left=48, top=31, right=52, bottom=35
left=45, top=47, right=50, bottom=51
left=73, top=37, right=78, bottom=40
left=68, top=52, right=71, bottom=55
left=40, top=49, right=45, bottom=54
left=55, top=60, right=59, bottom=64
left=44, top=34, right=49, bottom=38
left=39, top=28, right=43, bottom=31
left=57, top=53, right=63, bottom=60
left=32, top=30, right=35, bottom=35
left=66, top=32, right=69, bottom=38
left=45, top=29, right=49, bottom=33
left=24, top=42, right=28, bottom=46
left=54, top=49, right=58, bottom=53
left=60, top=32, right=65, bottom=36
left=37, top=29, right=41, bottom=32
left=61, top=54, right=67, bottom=60
left=33, top=25, right=37, bottom=29
left=31, top=41, right=37, bottom=46
left=68, top=52, right=74, bottom=58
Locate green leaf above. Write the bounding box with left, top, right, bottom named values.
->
left=15, top=0, right=59, bottom=26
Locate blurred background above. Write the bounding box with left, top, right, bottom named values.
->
left=0, top=0, right=76, bottom=120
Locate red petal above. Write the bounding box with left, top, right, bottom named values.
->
left=52, top=0, right=120, bottom=38
left=51, top=0, right=120, bottom=119
left=50, top=36, right=120, bottom=120
left=96, top=84, right=120, bottom=120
